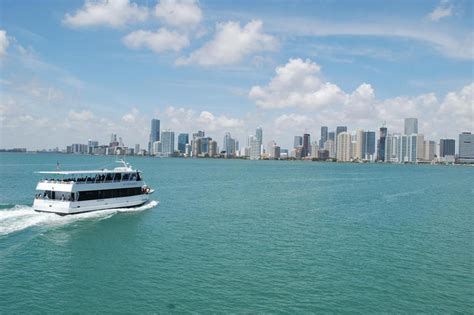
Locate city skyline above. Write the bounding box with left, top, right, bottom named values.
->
left=1, top=0, right=473, bottom=150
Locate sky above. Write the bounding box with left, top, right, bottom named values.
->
left=0, top=0, right=473, bottom=150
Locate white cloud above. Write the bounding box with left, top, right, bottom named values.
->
left=163, top=106, right=243, bottom=133
left=122, top=108, right=139, bottom=123
left=155, top=0, right=202, bottom=29
left=268, top=17, right=473, bottom=60
left=68, top=110, right=95, bottom=121
left=63, top=0, right=148, bottom=28
left=274, top=114, right=314, bottom=133
left=249, top=58, right=473, bottom=146
left=249, top=58, right=349, bottom=110
left=0, top=30, right=9, bottom=58
left=176, top=20, right=278, bottom=66
left=122, top=28, right=189, bottom=53
left=427, top=1, right=453, bottom=22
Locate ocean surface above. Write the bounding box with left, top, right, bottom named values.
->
left=0, top=152, right=472, bottom=313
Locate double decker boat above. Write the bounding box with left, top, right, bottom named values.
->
left=33, top=160, right=154, bottom=215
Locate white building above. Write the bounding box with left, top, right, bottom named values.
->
left=336, top=132, right=352, bottom=162
left=161, top=130, right=175, bottom=157
left=249, top=136, right=260, bottom=160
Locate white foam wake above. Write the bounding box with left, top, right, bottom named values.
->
left=0, top=200, right=158, bottom=236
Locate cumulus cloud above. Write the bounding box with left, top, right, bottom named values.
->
left=274, top=114, right=314, bottom=133
left=176, top=20, right=278, bottom=66
left=155, top=0, right=202, bottom=29
left=122, top=28, right=189, bottom=53
left=163, top=106, right=243, bottom=133
left=63, top=0, right=148, bottom=28
left=427, top=0, right=453, bottom=22
left=249, top=58, right=473, bottom=145
left=249, top=58, right=359, bottom=110
left=0, top=30, right=9, bottom=58
left=122, top=108, right=139, bottom=123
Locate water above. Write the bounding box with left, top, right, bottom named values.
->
left=0, top=153, right=472, bottom=313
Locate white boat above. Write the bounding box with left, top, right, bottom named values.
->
left=33, top=160, right=154, bottom=215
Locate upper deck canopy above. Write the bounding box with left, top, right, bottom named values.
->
left=36, top=169, right=140, bottom=175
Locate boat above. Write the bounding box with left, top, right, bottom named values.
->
left=33, top=160, right=154, bottom=215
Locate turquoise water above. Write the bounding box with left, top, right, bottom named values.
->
left=0, top=153, right=472, bottom=313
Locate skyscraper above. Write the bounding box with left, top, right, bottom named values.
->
left=223, top=132, right=236, bottom=157
left=328, top=131, right=335, bottom=141
left=249, top=136, right=260, bottom=160
left=294, top=136, right=303, bottom=148
left=377, top=126, right=387, bottom=161
left=335, top=126, right=347, bottom=155
left=319, top=126, right=328, bottom=149
left=458, top=132, right=474, bottom=163
left=148, top=119, right=160, bottom=155
left=363, top=131, right=376, bottom=160
left=336, top=126, right=347, bottom=136
left=424, top=140, right=436, bottom=161
left=439, top=139, right=455, bottom=157
left=404, top=118, right=418, bottom=135
left=336, top=132, right=351, bottom=162
left=256, top=127, right=263, bottom=153
left=161, top=130, right=175, bottom=157
left=178, top=133, right=189, bottom=153
left=302, top=133, right=311, bottom=157
left=354, top=129, right=365, bottom=160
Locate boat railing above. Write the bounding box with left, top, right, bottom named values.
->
left=40, top=176, right=142, bottom=184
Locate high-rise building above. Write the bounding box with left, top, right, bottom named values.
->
left=336, top=132, right=351, bottom=162
left=294, top=136, right=303, bottom=148
left=416, top=134, right=425, bottom=161
left=209, top=140, right=218, bottom=157
left=268, top=141, right=280, bottom=159
left=256, top=127, right=263, bottom=153
left=319, top=126, right=328, bottom=149
left=335, top=126, right=347, bottom=155
left=223, top=132, right=236, bottom=157
left=311, top=143, right=319, bottom=158
left=377, top=126, right=387, bottom=161
left=423, top=140, right=436, bottom=161
left=384, top=133, right=401, bottom=163
left=249, top=136, right=260, bottom=160
left=439, top=139, right=455, bottom=157
left=363, top=131, right=376, bottom=160
left=152, top=141, right=162, bottom=155
left=458, top=132, right=474, bottom=163
left=336, top=126, right=347, bottom=136
left=148, top=119, right=160, bottom=155
left=303, top=133, right=311, bottom=157
left=328, top=131, right=335, bottom=141
left=193, top=130, right=205, bottom=139
left=134, top=144, right=140, bottom=155
left=185, top=143, right=192, bottom=157
left=178, top=133, right=189, bottom=154
left=354, top=129, right=365, bottom=160
left=324, top=139, right=336, bottom=158
left=161, top=130, right=175, bottom=157
left=87, top=140, right=99, bottom=154
left=404, top=118, right=418, bottom=135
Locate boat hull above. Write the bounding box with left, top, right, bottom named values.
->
left=33, top=194, right=149, bottom=215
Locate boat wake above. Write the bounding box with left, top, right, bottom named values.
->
left=0, top=200, right=158, bottom=236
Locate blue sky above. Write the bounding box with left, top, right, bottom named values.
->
left=0, top=0, right=472, bottom=150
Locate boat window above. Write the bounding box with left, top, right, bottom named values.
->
left=122, top=173, right=130, bottom=181
left=77, top=187, right=142, bottom=201
left=136, top=172, right=141, bottom=181
left=114, top=173, right=122, bottom=182
left=130, top=173, right=137, bottom=181
left=105, top=173, right=114, bottom=182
